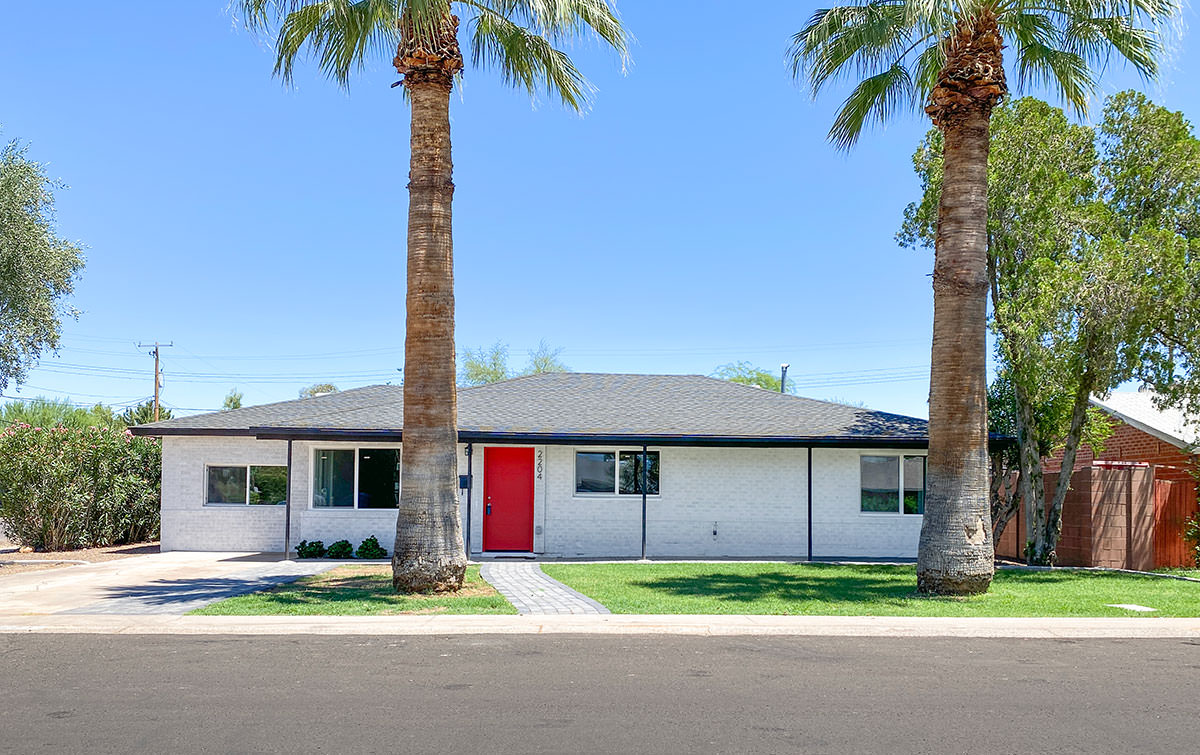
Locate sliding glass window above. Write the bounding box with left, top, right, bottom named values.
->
left=312, top=448, right=399, bottom=509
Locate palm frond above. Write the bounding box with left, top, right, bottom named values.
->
left=1014, top=39, right=1095, bottom=113
left=474, top=0, right=630, bottom=66
left=467, top=7, right=592, bottom=109
left=829, top=63, right=914, bottom=148
left=235, top=0, right=405, bottom=88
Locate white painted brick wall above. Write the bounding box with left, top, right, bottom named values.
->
left=811, top=448, right=924, bottom=559
left=160, top=436, right=288, bottom=552
left=163, top=436, right=924, bottom=558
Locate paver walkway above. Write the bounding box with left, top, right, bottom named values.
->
left=479, top=562, right=609, bottom=615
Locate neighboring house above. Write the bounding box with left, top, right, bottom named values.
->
left=1044, top=390, right=1198, bottom=483
left=132, top=372, right=945, bottom=559
left=1030, top=389, right=1200, bottom=569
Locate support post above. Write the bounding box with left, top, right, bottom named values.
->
left=464, top=443, right=473, bottom=558
left=807, top=447, right=813, bottom=562
left=641, top=444, right=648, bottom=560
left=284, top=439, right=293, bottom=558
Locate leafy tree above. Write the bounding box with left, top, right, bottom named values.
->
left=901, top=93, right=1197, bottom=564
left=460, top=340, right=569, bottom=385
left=791, top=0, right=1178, bottom=594
left=520, top=339, right=568, bottom=377
left=459, top=342, right=510, bottom=386
left=222, top=389, right=244, bottom=411
left=299, top=383, right=339, bottom=399
left=121, top=400, right=172, bottom=427
left=236, top=0, right=628, bottom=592
left=0, top=398, right=119, bottom=430
left=711, top=362, right=793, bottom=393
left=0, top=137, right=86, bottom=392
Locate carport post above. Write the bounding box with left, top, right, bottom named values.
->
left=807, top=447, right=813, bottom=562
left=284, top=439, right=293, bottom=558
left=464, top=443, right=473, bottom=558
left=640, top=444, right=648, bottom=560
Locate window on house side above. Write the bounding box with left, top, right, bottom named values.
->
left=206, top=465, right=287, bottom=505
left=860, top=456, right=900, bottom=512
left=357, top=449, right=400, bottom=509
left=575, top=451, right=661, bottom=495
left=313, top=449, right=354, bottom=507
left=619, top=451, right=660, bottom=495
left=575, top=452, right=616, bottom=493
left=903, top=456, right=925, bottom=515
left=312, top=448, right=400, bottom=509
left=860, top=454, right=926, bottom=514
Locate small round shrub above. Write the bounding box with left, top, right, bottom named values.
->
left=296, top=540, right=326, bottom=559
left=355, top=535, right=387, bottom=559
left=326, top=539, right=353, bottom=559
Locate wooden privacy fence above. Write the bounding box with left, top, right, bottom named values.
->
left=993, top=465, right=1198, bottom=568
left=1154, top=478, right=1197, bottom=568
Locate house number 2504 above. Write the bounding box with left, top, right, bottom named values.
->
left=536, top=450, right=543, bottom=480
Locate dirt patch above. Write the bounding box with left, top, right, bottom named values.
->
left=0, top=542, right=159, bottom=577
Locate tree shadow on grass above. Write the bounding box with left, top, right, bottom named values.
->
left=629, top=567, right=923, bottom=606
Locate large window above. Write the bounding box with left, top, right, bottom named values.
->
left=860, top=454, right=925, bottom=514
left=575, top=450, right=660, bottom=495
left=312, top=448, right=399, bottom=509
left=206, top=465, right=288, bottom=505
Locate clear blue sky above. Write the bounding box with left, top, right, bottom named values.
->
left=2, top=2, right=1198, bottom=419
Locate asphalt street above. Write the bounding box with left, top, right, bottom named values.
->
left=2, top=634, right=1196, bottom=753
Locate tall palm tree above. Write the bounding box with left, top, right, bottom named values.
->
left=790, top=0, right=1177, bottom=594
left=238, top=0, right=628, bottom=592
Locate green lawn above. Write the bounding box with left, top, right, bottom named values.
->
left=1155, top=568, right=1200, bottom=579
left=541, top=562, right=1200, bottom=617
left=191, top=565, right=517, bottom=616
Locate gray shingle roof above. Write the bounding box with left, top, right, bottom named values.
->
left=131, top=373, right=928, bottom=445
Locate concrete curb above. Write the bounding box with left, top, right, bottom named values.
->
left=1, top=614, right=1198, bottom=638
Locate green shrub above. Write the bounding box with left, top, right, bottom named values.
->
left=296, top=540, right=326, bottom=559
left=1184, top=512, right=1200, bottom=568
left=326, top=539, right=353, bottom=559
left=355, top=535, right=387, bottom=559
left=0, top=423, right=160, bottom=550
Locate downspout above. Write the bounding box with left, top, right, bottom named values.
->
left=807, top=446, right=813, bottom=562
left=284, top=439, right=293, bottom=558
left=641, top=444, right=648, bottom=560
left=464, top=443, right=473, bottom=558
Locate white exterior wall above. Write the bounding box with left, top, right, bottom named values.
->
left=811, top=448, right=924, bottom=559
left=161, top=436, right=924, bottom=558
left=160, top=436, right=289, bottom=552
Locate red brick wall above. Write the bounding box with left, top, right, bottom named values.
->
left=1044, top=415, right=1197, bottom=484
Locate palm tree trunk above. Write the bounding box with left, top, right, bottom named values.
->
left=917, top=15, right=1006, bottom=594
left=392, top=18, right=467, bottom=592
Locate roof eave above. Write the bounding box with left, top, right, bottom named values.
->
left=248, top=426, right=933, bottom=448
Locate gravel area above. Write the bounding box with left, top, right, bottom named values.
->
left=0, top=542, right=159, bottom=576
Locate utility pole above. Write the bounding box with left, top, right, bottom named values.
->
left=780, top=363, right=789, bottom=394
left=137, top=342, right=173, bottom=421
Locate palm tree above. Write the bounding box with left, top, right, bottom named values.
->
left=237, top=0, right=628, bottom=592
left=789, top=0, right=1177, bottom=594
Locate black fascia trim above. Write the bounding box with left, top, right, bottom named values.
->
left=128, top=427, right=256, bottom=438
left=250, top=426, right=932, bottom=448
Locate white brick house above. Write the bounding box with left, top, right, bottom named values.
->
left=134, top=373, right=941, bottom=559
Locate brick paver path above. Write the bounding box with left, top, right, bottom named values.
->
left=479, top=562, right=610, bottom=615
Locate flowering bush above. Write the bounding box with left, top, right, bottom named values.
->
left=0, top=423, right=160, bottom=550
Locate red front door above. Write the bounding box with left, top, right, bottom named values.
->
left=482, top=447, right=535, bottom=552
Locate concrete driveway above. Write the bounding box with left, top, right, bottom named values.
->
left=0, top=552, right=338, bottom=615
